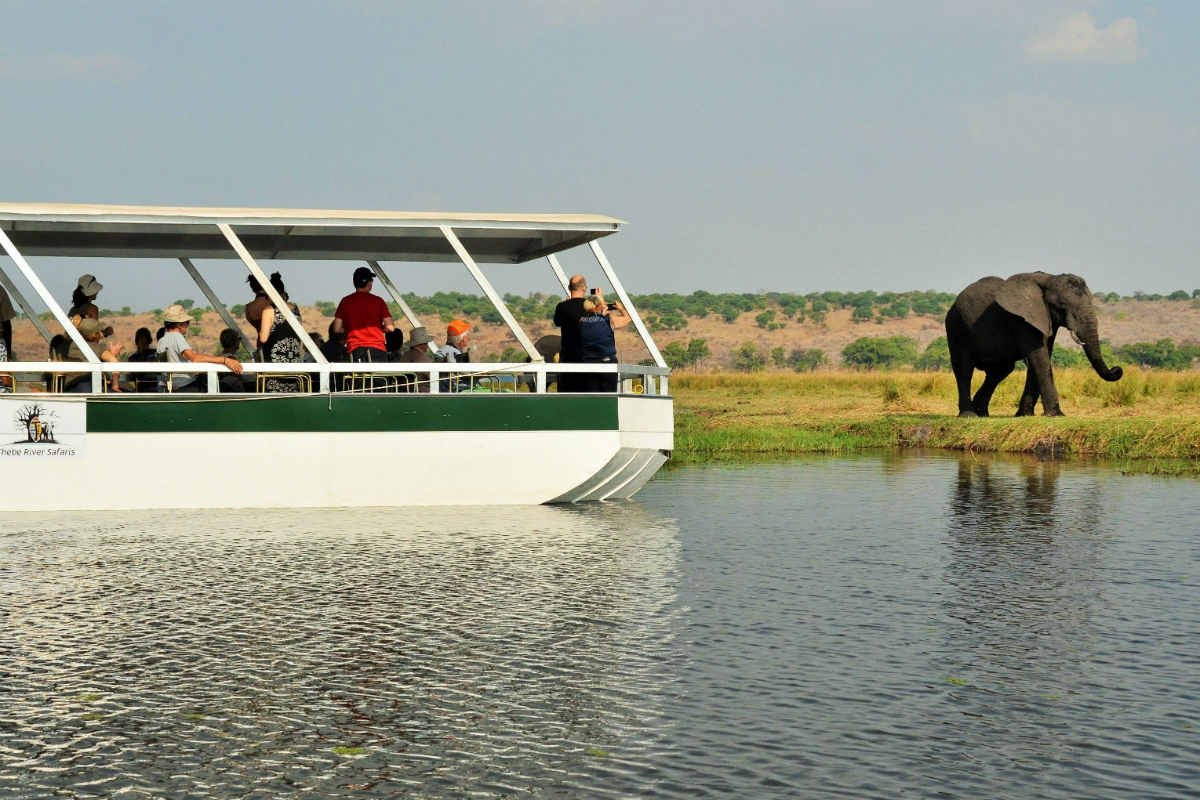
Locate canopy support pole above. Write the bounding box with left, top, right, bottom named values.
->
left=0, top=227, right=98, bottom=363
left=0, top=264, right=53, bottom=344
left=218, top=224, right=328, bottom=390
left=440, top=226, right=540, bottom=362
left=366, top=261, right=421, bottom=328
left=547, top=254, right=570, bottom=294
left=589, top=240, right=666, bottom=369
left=179, top=258, right=256, bottom=358
left=366, top=260, right=439, bottom=357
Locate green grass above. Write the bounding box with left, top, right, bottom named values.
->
left=672, top=371, right=1200, bottom=474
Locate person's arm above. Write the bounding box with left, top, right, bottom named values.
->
left=382, top=315, right=396, bottom=333
left=182, top=348, right=244, bottom=374
left=258, top=307, right=274, bottom=346
left=331, top=316, right=345, bottom=335
left=608, top=302, right=633, bottom=330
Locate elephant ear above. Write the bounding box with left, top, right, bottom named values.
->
left=995, top=274, right=1052, bottom=337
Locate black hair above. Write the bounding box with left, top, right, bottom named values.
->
left=134, top=327, right=152, bottom=348
left=71, top=287, right=89, bottom=309
left=49, top=334, right=70, bottom=360
left=219, top=328, right=240, bottom=352
left=155, top=326, right=166, bottom=341
left=269, top=271, right=288, bottom=302
left=385, top=329, right=404, bottom=353
left=247, top=275, right=264, bottom=294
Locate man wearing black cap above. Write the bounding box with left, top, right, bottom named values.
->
left=332, top=266, right=396, bottom=362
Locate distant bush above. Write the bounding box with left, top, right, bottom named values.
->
left=770, top=346, right=786, bottom=367
left=1052, top=348, right=1089, bottom=368
left=732, top=342, right=767, bottom=372
left=788, top=348, right=827, bottom=372
left=756, top=309, right=783, bottom=330
left=314, top=300, right=336, bottom=317
left=231, top=303, right=246, bottom=315
left=173, top=298, right=195, bottom=310
left=1116, top=339, right=1199, bottom=370
left=663, top=338, right=710, bottom=370
left=842, top=336, right=918, bottom=369
left=1168, top=290, right=1191, bottom=301
left=915, top=336, right=951, bottom=371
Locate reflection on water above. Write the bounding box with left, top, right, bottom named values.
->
left=0, top=505, right=683, bottom=798
left=2, top=455, right=1198, bottom=799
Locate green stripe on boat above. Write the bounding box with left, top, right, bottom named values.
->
left=86, top=394, right=619, bottom=433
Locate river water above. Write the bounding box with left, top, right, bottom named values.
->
left=1, top=454, right=1197, bottom=798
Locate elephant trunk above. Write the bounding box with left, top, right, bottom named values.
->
left=1075, top=320, right=1123, bottom=382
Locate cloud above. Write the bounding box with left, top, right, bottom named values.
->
left=0, top=52, right=142, bottom=82
left=1024, top=11, right=1138, bottom=64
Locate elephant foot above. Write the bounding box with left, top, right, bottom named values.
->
left=957, top=410, right=978, bottom=418
left=1043, top=408, right=1064, bottom=417
left=1015, top=406, right=1035, bottom=417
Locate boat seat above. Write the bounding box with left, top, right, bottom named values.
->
left=256, top=373, right=313, bottom=393
left=340, top=372, right=412, bottom=393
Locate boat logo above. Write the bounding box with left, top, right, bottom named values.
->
left=2, top=398, right=86, bottom=458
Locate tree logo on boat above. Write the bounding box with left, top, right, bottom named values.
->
left=1, top=398, right=86, bottom=458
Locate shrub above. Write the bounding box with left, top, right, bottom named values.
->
left=841, top=336, right=918, bottom=369
left=231, top=303, right=246, bottom=315
left=1116, top=339, right=1197, bottom=370
left=315, top=300, right=337, bottom=317
left=915, top=336, right=951, bottom=371
left=788, top=348, right=827, bottom=372
left=662, top=338, right=710, bottom=370
left=173, top=298, right=195, bottom=310
left=732, top=342, right=767, bottom=372
left=1051, top=347, right=1088, bottom=368
left=770, top=346, right=786, bottom=368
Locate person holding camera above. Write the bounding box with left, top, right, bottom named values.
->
left=578, top=288, right=630, bottom=393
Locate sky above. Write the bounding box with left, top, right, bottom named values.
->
left=0, top=0, right=1196, bottom=310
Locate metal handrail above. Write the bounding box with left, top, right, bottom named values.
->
left=0, top=360, right=672, bottom=396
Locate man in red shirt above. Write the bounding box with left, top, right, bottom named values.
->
left=332, top=266, right=396, bottom=362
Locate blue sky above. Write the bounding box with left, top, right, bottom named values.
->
left=0, top=1, right=1196, bottom=309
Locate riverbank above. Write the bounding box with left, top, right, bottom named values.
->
left=672, top=370, right=1200, bottom=474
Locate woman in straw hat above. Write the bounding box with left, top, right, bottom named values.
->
left=156, top=304, right=243, bottom=392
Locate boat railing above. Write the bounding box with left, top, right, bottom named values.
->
left=0, top=360, right=671, bottom=396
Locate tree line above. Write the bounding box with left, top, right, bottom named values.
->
left=698, top=336, right=1200, bottom=373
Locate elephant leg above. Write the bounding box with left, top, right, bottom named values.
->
left=1016, top=368, right=1039, bottom=416
left=1026, top=347, right=1063, bottom=416
left=950, top=346, right=976, bottom=417
left=1018, top=333, right=1055, bottom=415
left=972, top=363, right=1015, bottom=417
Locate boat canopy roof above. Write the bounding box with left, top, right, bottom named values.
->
left=0, top=202, right=623, bottom=263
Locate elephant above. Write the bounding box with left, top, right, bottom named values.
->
left=945, top=272, right=1123, bottom=417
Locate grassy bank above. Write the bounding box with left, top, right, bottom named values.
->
left=672, top=370, right=1200, bottom=474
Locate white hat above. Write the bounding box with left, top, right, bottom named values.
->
left=409, top=326, right=433, bottom=346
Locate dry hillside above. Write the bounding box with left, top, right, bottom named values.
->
left=9, top=297, right=1200, bottom=369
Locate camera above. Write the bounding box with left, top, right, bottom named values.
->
left=590, top=288, right=600, bottom=295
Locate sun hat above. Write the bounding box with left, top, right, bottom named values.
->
left=77, top=318, right=102, bottom=337
left=409, top=326, right=433, bottom=346
left=77, top=274, right=103, bottom=297
left=352, top=266, right=376, bottom=288
left=162, top=304, right=192, bottom=324
left=446, top=319, right=471, bottom=337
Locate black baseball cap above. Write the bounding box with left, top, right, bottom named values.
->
left=353, top=266, right=376, bottom=288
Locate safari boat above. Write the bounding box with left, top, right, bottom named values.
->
left=0, top=203, right=671, bottom=510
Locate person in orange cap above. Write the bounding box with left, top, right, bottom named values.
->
left=442, top=318, right=471, bottom=363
